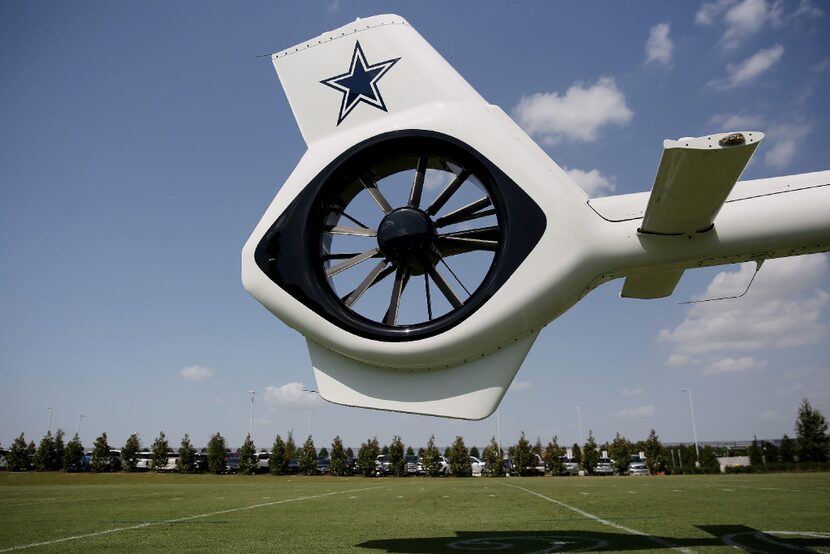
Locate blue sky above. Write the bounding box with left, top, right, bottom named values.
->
left=2, top=1, right=828, bottom=453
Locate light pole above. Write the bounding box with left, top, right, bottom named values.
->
left=302, top=389, right=318, bottom=437
left=496, top=408, right=501, bottom=458
left=682, top=388, right=700, bottom=467
left=47, top=407, right=53, bottom=434
left=576, top=406, right=583, bottom=446
left=247, top=390, right=256, bottom=438
left=75, top=414, right=85, bottom=437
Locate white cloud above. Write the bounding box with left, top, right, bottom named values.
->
left=513, top=77, right=633, bottom=144
left=611, top=405, right=655, bottom=418
left=724, top=0, right=772, bottom=39
left=696, top=0, right=736, bottom=25
left=263, top=382, right=321, bottom=410
left=645, top=23, right=673, bottom=66
left=665, top=354, right=693, bottom=368
left=728, top=45, right=784, bottom=84
left=698, top=0, right=770, bottom=47
left=702, top=356, right=767, bottom=375
left=709, top=45, right=784, bottom=89
left=510, top=380, right=532, bottom=391
left=622, top=387, right=644, bottom=396
left=564, top=167, right=617, bottom=197
left=180, top=365, right=214, bottom=382
left=765, top=141, right=796, bottom=169
left=708, top=113, right=764, bottom=130
left=696, top=0, right=821, bottom=48
left=696, top=0, right=772, bottom=48
left=659, top=255, right=829, bottom=366
left=424, top=169, right=451, bottom=191
left=764, top=123, right=810, bottom=169
left=794, top=0, right=823, bottom=19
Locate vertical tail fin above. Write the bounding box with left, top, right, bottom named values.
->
left=271, top=15, right=486, bottom=145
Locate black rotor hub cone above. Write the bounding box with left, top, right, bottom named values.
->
left=377, top=207, right=436, bottom=271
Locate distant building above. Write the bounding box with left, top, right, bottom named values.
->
left=716, top=456, right=750, bottom=473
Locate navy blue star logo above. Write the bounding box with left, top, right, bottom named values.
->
left=320, top=41, right=400, bottom=126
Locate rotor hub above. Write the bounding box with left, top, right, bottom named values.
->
left=377, top=207, right=436, bottom=269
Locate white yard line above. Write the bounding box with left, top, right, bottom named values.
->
left=502, top=483, right=697, bottom=554
left=0, top=485, right=379, bottom=552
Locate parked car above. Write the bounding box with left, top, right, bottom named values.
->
left=317, top=456, right=331, bottom=475
left=560, top=456, right=580, bottom=476
left=80, top=449, right=122, bottom=471
left=469, top=456, right=485, bottom=476
left=135, top=451, right=153, bottom=471
left=256, top=452, right=270, bottom=473
left=375, top=455, right=392, bottom=476
left=629, top=457, right=650, bottom=476
left=593, top=457, right=615, bottom=475
left=437, top=456, right=450, bottom=476
left=108, top=449, right=122, bottom=471
left=404, top=455, right=421, bottom=475
left=159, top=454, right=178, bottom=472
left=286, top=458, right=300, bottom=474
left=224, top=454, right=240, bottom=474
left=528, top=454, right=546, bottom=476
left=513, top=454, right=545, bottom=476
left=193, top=453, right=208, bottom=472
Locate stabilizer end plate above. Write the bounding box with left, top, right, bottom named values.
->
left=641, top=131, right=764, bottom=235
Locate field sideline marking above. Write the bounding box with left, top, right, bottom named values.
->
left=502, top=483, right=697, bottom=554
left=0, top=485, right=380, bottom=553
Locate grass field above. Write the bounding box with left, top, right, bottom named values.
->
left=1, top=472, right=828, bottom=553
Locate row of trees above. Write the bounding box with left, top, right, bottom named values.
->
left=4, top=429, right=87, bottom=473
left=0, top=426, right=792, bottom=477
left=5, top=400, right=827, bottom=475
left=745, top=399, right=830, bottom=471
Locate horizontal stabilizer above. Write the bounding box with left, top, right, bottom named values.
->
left=307, top=333, right=537, bottom=420
left=641, top=132, right=763, bottom=235
left=621, top=270, right=684, bottom=299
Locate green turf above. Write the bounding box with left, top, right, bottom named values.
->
left=1, top=472, right=828, bottom=552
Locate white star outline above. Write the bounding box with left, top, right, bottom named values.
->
left=320, top=41, right=401, bottom=126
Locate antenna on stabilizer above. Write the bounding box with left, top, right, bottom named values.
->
left=679, top=259, right=765, bottom=305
